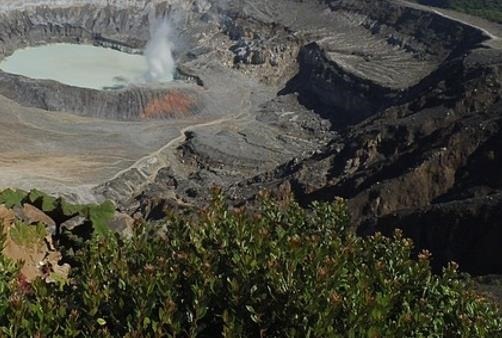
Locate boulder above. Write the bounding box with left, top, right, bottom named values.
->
left=60, top=216, right=87, bottom=231
left=108, top=212, right=135, bottom=238
left=14, top=204, right=56, bottom=236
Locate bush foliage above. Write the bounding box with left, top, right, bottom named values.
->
left=0, top=193, right=501, bottom=337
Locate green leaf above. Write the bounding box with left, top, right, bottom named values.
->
left=0, top=189, right=27, bottom=208
left=97, top=318, right=107, bottom=326
left=143, top=317, right=151, bottom=328
left=28, top=189, right=57, bottom=212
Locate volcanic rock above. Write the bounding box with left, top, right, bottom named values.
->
left=107, top=212, right=135, bottom=238
left=60, top=216, right=87, bottom=231
left=14, top=204, right=56, bottom=235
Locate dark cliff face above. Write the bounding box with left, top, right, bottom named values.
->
left=374, top=193, right=502, bottom=275
left=279, top=42, right=397, bottom=128
left=307, top=50, right=502, bottom=214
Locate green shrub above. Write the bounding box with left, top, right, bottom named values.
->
left=0, top=189, right=27, bottom=208
left=0, top=194, right=500, bottom=336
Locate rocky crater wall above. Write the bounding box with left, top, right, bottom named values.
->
left=282, top=0, right=489, bottom=128
left=0, top=72, right=204, bottom=120
left=280, top=43, right=397, bottom=127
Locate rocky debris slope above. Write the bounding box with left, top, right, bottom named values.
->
left=125, top=94, right=334, bottom=217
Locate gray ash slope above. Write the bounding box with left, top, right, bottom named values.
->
left=0, top=0, right=501, bottom=274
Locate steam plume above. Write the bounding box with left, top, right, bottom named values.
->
left=144, top=15, right=176, bottom=82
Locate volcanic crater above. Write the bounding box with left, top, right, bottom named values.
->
left=1, top=0, right=502, bottom=273
left=0, top=2, right=207, bottom=120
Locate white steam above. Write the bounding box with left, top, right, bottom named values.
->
left=144, top=16, right=176, bottom=82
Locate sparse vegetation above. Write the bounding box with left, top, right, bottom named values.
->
left=417, top=0, right=502, bottom=23
left=0, top=192, right=500, bottom=336
left=9, top=221, right=46, bottom=247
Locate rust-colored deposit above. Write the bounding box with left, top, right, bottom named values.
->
left=141, top=90, right=198, bottom=119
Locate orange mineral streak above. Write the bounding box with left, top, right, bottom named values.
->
left=141, top=90, right=196, bottom=119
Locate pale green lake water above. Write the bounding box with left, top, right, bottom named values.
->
left=0, top=43, right=149, bottom=90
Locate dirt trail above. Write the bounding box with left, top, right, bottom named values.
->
left=107, top=114, right=247, bottom=183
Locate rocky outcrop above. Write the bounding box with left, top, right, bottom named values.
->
left=14, top=203, right=56, bottom=235
left=0, top=188, right=139, bottom=282
left=0, top=205, right=69, bottom=283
